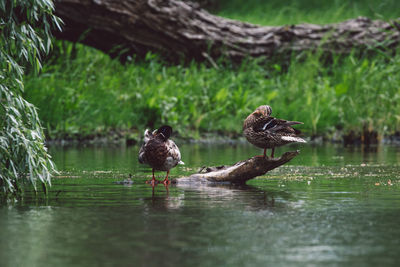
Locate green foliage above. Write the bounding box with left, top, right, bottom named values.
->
left=0, top=0, right=61, bottom=195
left=24, top=44, right=261, bottom=138
left=270, top=52, right=400, bottom=137
left=24, top=42, right=400, bottom=140
left=215, top=0, right=400, bottom=25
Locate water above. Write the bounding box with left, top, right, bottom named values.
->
left=1, top=143, right=400, bottom=267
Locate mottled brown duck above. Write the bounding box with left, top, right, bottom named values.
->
left=138, top=125, right=183, bottom=185
left=243, top=105, right=306, bottom=158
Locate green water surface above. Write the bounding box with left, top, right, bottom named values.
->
left=1, top=144, right=400, bottom=267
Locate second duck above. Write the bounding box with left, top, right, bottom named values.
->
left=243, top=105, right=306, bottom=158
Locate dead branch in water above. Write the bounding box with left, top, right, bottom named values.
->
left=172, top=150, right=299, bottom=185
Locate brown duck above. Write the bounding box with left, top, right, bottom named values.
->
left=243, top=105, right=306, bottom=158
left=138, top=125, right=183, bottom=185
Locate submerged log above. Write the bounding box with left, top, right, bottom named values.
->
left=54, top=0, right=400, bottom=63
left=172, top=150, right=299, bottom=185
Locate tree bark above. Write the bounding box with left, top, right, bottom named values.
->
left=172, top=151, right=299, bottom=185
left=55, top=0, right=400, bottom=63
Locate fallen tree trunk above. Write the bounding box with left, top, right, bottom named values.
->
left=54, top=0, right=400, bottom=63
left=172, top=151, right=299, bottom=185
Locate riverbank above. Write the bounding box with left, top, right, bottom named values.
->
left=44, top=128, right=400, bottom=147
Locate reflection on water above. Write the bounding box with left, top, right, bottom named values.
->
left=1, top=143, right=400, bottom=267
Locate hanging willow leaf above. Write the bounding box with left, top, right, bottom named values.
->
left=1, top=0, right=61, bottom=196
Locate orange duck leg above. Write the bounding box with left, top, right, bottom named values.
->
left=146, top=169, right=159, bottom=186
left=162, top=170, right=171, bottom=185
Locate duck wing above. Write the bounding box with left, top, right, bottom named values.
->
left=138, top=128, right=160, bottom=164
left=166, top=140, right=184, bottom=166
left=138, top=144, right=147, bottom=164
left=255, top=117, right=303, bottom=133
left=252, top=117, right=272, bottom=132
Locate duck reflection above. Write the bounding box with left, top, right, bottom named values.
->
left=143, top=180, right=293, bottom=211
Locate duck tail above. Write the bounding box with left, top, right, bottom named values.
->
left=268, top=120, right=303, bottom=132
left=281, top=136, right=307, bottom=143
left=281, top=120, right=303, bottom=127
left=138, top=149, right=147, bottom=164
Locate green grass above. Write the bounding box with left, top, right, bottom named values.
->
left=22, top=0, right=400, bottom=141
left=215, top=0, right=400, bottom=25
left=24, top=43, right=400, bottom=140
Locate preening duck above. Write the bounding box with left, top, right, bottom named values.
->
left=243, top=105, right=306, bottom=158
left=138, top=125, right=183, bottom=185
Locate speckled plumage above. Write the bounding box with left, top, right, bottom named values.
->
left=243, top=105, right=306, bottom=157
left=138, top=125, right=183, bottom=185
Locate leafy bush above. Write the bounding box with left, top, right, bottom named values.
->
left=24, top=42, right=400, bottom=140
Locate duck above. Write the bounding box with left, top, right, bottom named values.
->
left=138, top=125, right=184, bottom=185
left=243, top=105, right=306, bottom=158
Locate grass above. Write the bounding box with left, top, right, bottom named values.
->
left=22, top=0, right=400, bottom=141
left=214, top=0, right=400, bottom=25
left=23, top=43, right=400, bottom=140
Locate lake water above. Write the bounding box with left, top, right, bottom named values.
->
left=1, top=143, right=400, bottom=266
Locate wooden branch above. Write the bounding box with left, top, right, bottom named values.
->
left=54, top=0, right=400, bottom=62
left=172, top=150, right=299, bottom=185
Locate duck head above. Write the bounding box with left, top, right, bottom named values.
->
left=243, top=105, right=272, bottom=129
left=155, top=125, right=172, bottom=141
left=254, top=105, right=272, bottom=117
